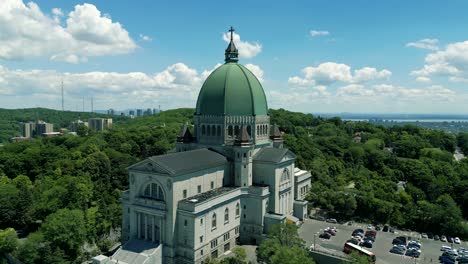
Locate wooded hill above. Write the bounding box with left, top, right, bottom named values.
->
left=1, top=107, right=468, bottom=263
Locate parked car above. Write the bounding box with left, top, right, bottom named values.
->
left=441, top=235, right=448, bottom=242
left=319, top=232, right=331, bottom=239
left=316, top=216, right=326, bottom=221
left=455, top=237, right=461, bottom=244
left=427, top=232, right=434, bottom=239
left=440, top=255, right=456, bottom=264
left=390, top=246, right=405, bottom=255
left=421, top=233, right=428, bottom=238
left=347, top=221, right=353, bottom=226
left=375, top=225, right=381, bottom=231
left=352, top=229, right=364, bottom=237
left=396, top=236, right=407, bottom=245
left=360, top=240, right=373, bottom=248
left=392, top=238, right=404, bottom=245
left=389, top=227, right=395, bottom=233
left=367, top=224, right=373, bottom=230
left=365, top=230, right=377, bottom=238
left=326, top=218, right=337, bottom=223
left=447, top=236, right=454, bottom=243
left=408, top=241, right=421, bottom=249
left=434, top=235, right=440, bottom=240
left=382, top=225, right=389, bottom=232
left=405, top=248, right=420, bottom=258
left=325, top=229, right=336, bottom=236
left=441, top=245, right=452, bottom=252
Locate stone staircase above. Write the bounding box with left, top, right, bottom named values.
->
left=93, top=239, right=162, bottom=264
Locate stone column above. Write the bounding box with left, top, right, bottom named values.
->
left=144, top=214, right=148, bottom=240
left=137, top=212, right=141, bottom=238
left=152, top=216, right=155, bottom=243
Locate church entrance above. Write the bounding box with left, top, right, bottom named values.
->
left=137, top=212, right=161, bottom=244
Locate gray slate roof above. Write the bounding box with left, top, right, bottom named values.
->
left=144, top=148, right=227, bottom=176
left=253, top=148, right=296, bottom=163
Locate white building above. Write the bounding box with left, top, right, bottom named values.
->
left=94, top=27, right=311, bottom=264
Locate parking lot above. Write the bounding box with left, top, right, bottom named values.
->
left=299, top=219, right=468, bottom=264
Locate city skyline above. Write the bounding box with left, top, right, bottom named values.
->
left=1, top=0, right=468, bottom=113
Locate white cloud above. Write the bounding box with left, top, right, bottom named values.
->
left=406, top=38, right=439, bottom=51
left=0, top=0, right=136, bottom=63
left=0, top=63, right=211, bottom=109
left=416, top=76, right=431, bottom=83
left=310, top=30, right=330, bottom=37
left=139, top=34, right=152, bottom=42
left=245, top=64, right=264, bottom=82
left=411, top=40, right=468, bottom=82
left=288, top=62, right=391, bottom=88
left=222, top=32, right=262, bottom=59
left=353, top=67, right=391, bottom=83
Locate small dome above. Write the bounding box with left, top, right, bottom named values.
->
left=195, top=63, right=268, bottom=116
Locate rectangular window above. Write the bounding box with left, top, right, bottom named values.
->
left=183, top=189, right=187, bottom=198
left=184, top=219, right=187, bottom=226
left=243, top=153, right=246, bottom=158
left=224, top=232, right=230, bottom=241
left=200, top=218, right=203, bottom=225
left=201, top=250, right=204, bottom=256
left=224, top=242, right=230, bottom=252
left=211, top=249, right=218, bottom=259
left=235, top=227, right=239, bottom=234
left=200, top=236, right=203, bottom=243
left=198, top=185, right=202, bottom=193
left=211, top=181, right=214, bottom=189
left=211, top=239, right=218, bottom=248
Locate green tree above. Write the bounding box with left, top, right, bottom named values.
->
left=41, top=209, right=86, bottom=259
left=0, top=228, right=18, bottom=256
left=257, top=223, right=314, bottom=264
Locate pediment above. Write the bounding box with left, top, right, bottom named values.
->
left=127, top=159, right=170, bottom=175
left=281, top=151, right=296, bottom=162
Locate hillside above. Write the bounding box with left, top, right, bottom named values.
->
left=0, top=108, right=128, bottom=143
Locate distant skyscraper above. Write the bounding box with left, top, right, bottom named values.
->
left=137, top=109, right=143, bottom=117
left=108, top=109, right=115, bottom=115
left=129, top=110, right=135, bottom=116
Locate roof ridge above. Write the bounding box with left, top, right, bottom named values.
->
left=237, top=64, right=255, bottom=115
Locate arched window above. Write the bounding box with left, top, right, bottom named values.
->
left=212, top=213, right=217, bottom=228
left=281, top=168, right=290, bottom=182
left=212, top=125, right=216, bottom=137
left=228, top=126, right=233, bottom=136
left=234, top=126, right=239, bottom=136
left=247, top=125, right=251, bottom=136
left=202, top=125, right=206, bottom=135
left=224, top=208, right=229, bottom=223
left=207, top=125, right=211, bottom=136
left=217, top=126, right=221, bottom=137
left=143, top=182, right=165, bottom=201
left=236, top=203, right=240, bottom=217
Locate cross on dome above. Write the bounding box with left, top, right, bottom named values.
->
left=225, top=26, right=239, bottom=63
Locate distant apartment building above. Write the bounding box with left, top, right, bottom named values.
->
left=136, top=109, right=143, bottom=117
left=88, top=118, right=113, bottom=131
left=36, top=121, right=54, bottom=136
left=129, top=110, right=135, bottom=116
left=20, top=121, right=54, bottom=137
left=108, top=109, right=115, bottom=115
left=20, top=122, right=35, bottom=138
left=70, top=120, right=89, bottom=132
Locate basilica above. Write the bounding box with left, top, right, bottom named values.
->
left=93, top=28, right=311, bottom=264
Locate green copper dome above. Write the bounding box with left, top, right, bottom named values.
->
left=195, top=63, right=268, bottom=116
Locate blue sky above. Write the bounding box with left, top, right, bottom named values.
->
left=1, top=0, right=467, bottom=113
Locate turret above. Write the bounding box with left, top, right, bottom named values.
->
left=270, top=124, right=283, bottom=148
left=233, top=125, right=253, bottom=187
